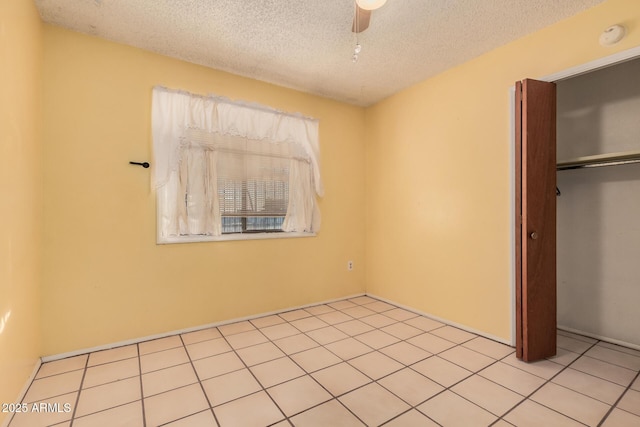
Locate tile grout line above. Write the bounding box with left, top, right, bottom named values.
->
left=264, top=307, right=371, bottom=425
left=27, top=308, right=470, bottom=424
left=79, top=355, right=138, bottom=370
left=177, top=334, right=221, bottom=427
left=380, top=408, right=444, bottom=427
left=155, top=409, right=213, bottom=427
left=396, top=339, right=553, bottom=426
left=293, top=300, right=488, bottom=425
left=284, top=312, right=375, bottom=425
left=215, top=322, right=293, bottom=425
left=369, top=321, right=456, bottom=425
left=296, top=335, right=377, bottom=422
left=211, top=299, right=414, bottom=424
left=281, top=300, right=476, bottom=424
left=67, top=354, right=90, bottom=427
left=97, top=315, right=592, bottom=422
left=132, top=360, right=193, bottom=381
left=596, top=369, right=640, bottom=427
left=550, top=365, right=636, bottom=406
left=8, top=360, right=47, bottom=427
left=552, top=349, right=640, bottom=400
left=318, top=298, right=442, bottom=425
left=22, top=354, right=145, bottom=423
left=395, top=346, right=510, bottom=424
left=450, top=353, right=538, bottom=426
left=580, top=352, right=640, bottom=373
left=489, top=338, right=602, bottom=427
left=336, top=299, right=496, bottom=425
left=28, top=297, right=640, bottom=427
left=136, top=344, right=147, bottom=427
left=125, top=328, right=633, bottom=427
left=593, top=342, right=640, bottom=358
left=277, top=317, right=372, bottom=426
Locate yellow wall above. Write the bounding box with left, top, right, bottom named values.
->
left=0, top=0, right=43, bottom=421
left=41, top=26, right=367, bottom=355
left=365, top=0, right=640, bottom=341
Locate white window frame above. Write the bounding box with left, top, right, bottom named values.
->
left=157, top=228, right=315, bottom=244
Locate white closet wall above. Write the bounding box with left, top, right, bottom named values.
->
left=556, top=58, right=640, bottom=348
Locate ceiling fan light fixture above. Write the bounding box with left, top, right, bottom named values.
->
left=355, top=0, right=387, bottom=11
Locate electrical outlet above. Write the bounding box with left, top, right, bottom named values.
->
left=347, top=261, right=354, bottom=271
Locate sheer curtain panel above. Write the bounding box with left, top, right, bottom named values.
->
left=152, top=87, right=323, bottom=242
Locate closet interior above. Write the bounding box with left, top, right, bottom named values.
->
left=556, top=57, right=640, bottom=349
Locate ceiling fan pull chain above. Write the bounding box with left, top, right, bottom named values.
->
left=353, top=43, right=362, bottom=62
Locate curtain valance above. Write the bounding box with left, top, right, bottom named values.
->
left=151, top=86, right=323, bottom=197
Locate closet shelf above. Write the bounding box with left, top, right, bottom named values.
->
left=557, top=150, right=640, bottom=170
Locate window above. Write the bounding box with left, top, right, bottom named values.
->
left=216, top=144, right=290, bottom=234
left=152, top=87, right=323, bottom=243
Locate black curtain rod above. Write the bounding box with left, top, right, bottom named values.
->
left=129, top=161, right=150, bottom=168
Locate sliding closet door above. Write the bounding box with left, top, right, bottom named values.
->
left=515, top=78, right=557, bottom=362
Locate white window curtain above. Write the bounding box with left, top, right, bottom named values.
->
left=152, top=86, right=323, bottom=240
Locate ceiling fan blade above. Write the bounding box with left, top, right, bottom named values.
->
left=352, top=4, right=371, bottom=33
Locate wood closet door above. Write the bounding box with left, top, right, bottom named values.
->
left=515, top=78, right=557, bottom=362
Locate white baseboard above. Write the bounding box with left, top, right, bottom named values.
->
left=42, top=291, right=516, bottom=363
left=366, top=293, right=513, bottom=346
left=42, top=293, right=366, bottom=362
left=558, top=325, right=640, bottom=351
left=1, top=358, right=42, bottom=427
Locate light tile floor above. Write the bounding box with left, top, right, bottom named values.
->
left=7, top=296, right=640, bottom=427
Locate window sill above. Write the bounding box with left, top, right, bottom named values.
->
left=157, top=232, right=316, bottom=244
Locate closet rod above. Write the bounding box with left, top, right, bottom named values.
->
left=557, top=151, right=640, bottom=171
left=557, top=158, right=640, bottom=170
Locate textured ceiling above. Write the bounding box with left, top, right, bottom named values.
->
left=35, top=0, right=605, bottom=106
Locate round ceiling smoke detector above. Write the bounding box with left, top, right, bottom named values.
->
left=599, top=25, right=625, bottom=46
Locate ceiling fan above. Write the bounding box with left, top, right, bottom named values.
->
left=352, top=0, right=387, bottom=33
